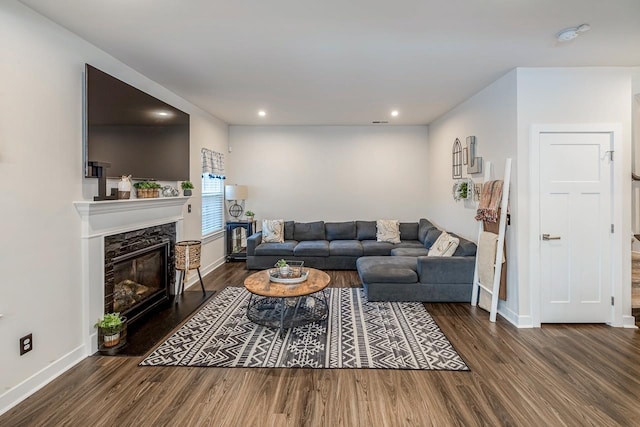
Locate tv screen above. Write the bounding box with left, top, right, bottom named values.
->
left=84, top=64, right=190, bottom=181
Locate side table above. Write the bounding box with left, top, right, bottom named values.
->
left=226, top=220, right=256, bottom=261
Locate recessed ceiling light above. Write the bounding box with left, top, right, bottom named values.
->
left=258, top=110, right=266, bottom=117
left=556, top=23, right=591, bottom=42
left=391, top=110, right=399, bottom=117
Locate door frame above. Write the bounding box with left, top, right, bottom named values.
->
left=529, top=123, right=630, bottom=327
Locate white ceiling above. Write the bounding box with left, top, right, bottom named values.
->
left=19, top=0, right=640, bottom=125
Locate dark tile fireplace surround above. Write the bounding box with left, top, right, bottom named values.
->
left=104, top=223, right=176, bottom=325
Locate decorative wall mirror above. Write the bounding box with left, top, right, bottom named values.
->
left=452, top=138, right=462, bottom=178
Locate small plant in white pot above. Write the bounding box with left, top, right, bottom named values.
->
left=275, top=259, right=290, bottom=277
left=245, top=210, right=255, bottom=221
left=95, top=312, right=125, bottom=348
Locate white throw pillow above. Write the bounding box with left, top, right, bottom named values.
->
left=428, top=231, right=459, bottom=257
left=376, top=219, right=401, bottom=244
left=262, top=219, right=284, bottom=243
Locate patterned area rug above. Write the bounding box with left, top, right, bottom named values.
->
left=140, top=287, right=469, bottom=370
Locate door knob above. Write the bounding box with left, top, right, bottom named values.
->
left=542, top=233, right=561, bottom=241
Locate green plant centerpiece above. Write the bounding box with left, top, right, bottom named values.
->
left=181, top=180, right=194, bottom=196
left=275, top=258, right=290, bottom=277
left=95, top=312, right=125, bottom=348
left=245, top=210, right=255, bottom=220
left=133, top=181, right=162, bottom=198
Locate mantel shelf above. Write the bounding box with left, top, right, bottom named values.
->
left=74, top=196, right=190, bottom=216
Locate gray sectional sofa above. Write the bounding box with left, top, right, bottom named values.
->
left=246, top=219, right=477, bottom=302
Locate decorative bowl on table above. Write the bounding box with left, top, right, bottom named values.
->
left=269, top=261, right=308, bottom=284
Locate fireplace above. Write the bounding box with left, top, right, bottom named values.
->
left=104, top=223, right=176, bottom=325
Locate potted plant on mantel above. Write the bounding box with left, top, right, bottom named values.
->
left=133, top=181, right=162, bottom=198
left=181, top=180, right=194, bottom=196
left=95, top=312, right=126, bottom=348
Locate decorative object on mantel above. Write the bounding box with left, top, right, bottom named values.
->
left=466, top=136, right=483, bottom=174
left=181, top=180, right=194, bottom=196
left=452, top=178, right=473, bottom=202
left=452, top=138, right=463, bottom=179
left=162, top=185, right=179, bottom=197
left=117, top=175, right=132, bottom=199
left=95, top=312, right=127, bottom=354
left=88, top=161, right=118, bottom=201
left=225, top=184, right=248, bottom=218
left=133, top=181, right=161, bottom=198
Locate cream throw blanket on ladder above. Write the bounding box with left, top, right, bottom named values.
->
left=477, top=231, right=502, bottom=311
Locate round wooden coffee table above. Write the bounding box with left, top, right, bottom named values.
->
left=244, top=268, right=330, bottom=338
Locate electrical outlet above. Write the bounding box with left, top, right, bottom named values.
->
left=20, top=333, right=33, bottom=355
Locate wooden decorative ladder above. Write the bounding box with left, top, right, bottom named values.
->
left=471, top=158, right=512, bottom=322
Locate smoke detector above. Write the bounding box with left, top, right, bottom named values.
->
left=556, top=24, right=591, bottom=42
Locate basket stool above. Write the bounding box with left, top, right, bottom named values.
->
left=175, top=240, right=205, bottom=297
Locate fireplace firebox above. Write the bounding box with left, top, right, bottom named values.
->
left=112, top=241, right=169, bottom=322
left=104, top=223, right=176, bottom=325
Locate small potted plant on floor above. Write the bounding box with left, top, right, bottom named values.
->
left=181, top=180, right=194, bottom=196
left=95, top=312, right=125, bottom=348
left=275, top=259, right=290, bottom=277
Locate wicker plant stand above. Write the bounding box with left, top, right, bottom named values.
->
left=175, top=240, right=206, bottom=297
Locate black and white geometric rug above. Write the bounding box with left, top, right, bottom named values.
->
left=140, top=287, right=469, bottom=371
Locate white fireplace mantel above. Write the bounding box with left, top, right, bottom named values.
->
left=74, top=196, right=189, bottom=354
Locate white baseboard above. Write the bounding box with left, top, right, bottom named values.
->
left=0, top=345, right=86, bottom=417
left=496, top=303, right=534, bottom=328
left=622, top=314, right=637, bottom=328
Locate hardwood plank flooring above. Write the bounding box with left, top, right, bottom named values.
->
left=2, top=262, right=640, bottom=426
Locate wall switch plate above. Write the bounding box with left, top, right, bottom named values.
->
left=20, top=333, right=33, bottom=355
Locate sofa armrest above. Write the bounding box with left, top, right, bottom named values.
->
left=246, top=231, right=263, bottom=256
left=417, top=256, right=475, bottom=284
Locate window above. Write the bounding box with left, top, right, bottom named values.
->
left=201, top=148, right=225, bottom=237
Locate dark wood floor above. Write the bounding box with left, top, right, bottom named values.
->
left=3, top=262, right=640, bottom=426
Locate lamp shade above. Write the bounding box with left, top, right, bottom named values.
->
left=225, top=184, right=248, bottom=200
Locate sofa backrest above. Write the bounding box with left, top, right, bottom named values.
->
left=325, top=221, right=356, bottom=240
left=399, top=222, right=419, bottom=241
left=356, top=221, right=377, bottom=240
left=293, top=221, right=325, bottom=240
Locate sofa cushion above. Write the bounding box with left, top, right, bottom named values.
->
left=428, top=232, right=459, bottom=257
left=284, top=221, right=295, bottom=241
left=262, top=219, right=284, bottom=243
left=376, top=219, right=401, bottom=244
left=294, top=221, right=325, bottom=241
left=399, top=222, right=419, bottom=241
left=361, top=240, right=394, bottom=256
left=293, top=240, right=329, bottom=256
left=418, top=218, right=435, bottom=244
left=391, top=247, right=429, bottom=257
left=356, top=221, right=377, bottom=240
left=451, top=234, right=478, bottom=256
left=325, top=221, right=356, bottom=241
left=357, top=256, right=418, bottom=283
left=424, top=227, right=443, bottom=249
left=329, top=240, right=363, bottom=257
left=254, top=240, right=297, bottom=256
left=393, top=241, right=425, bottom=249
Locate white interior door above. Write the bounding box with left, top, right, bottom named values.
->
left=539, top=132, right=612, bottom=323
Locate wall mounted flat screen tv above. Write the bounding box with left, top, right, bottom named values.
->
left=84, top=64, right=190, bottom=181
